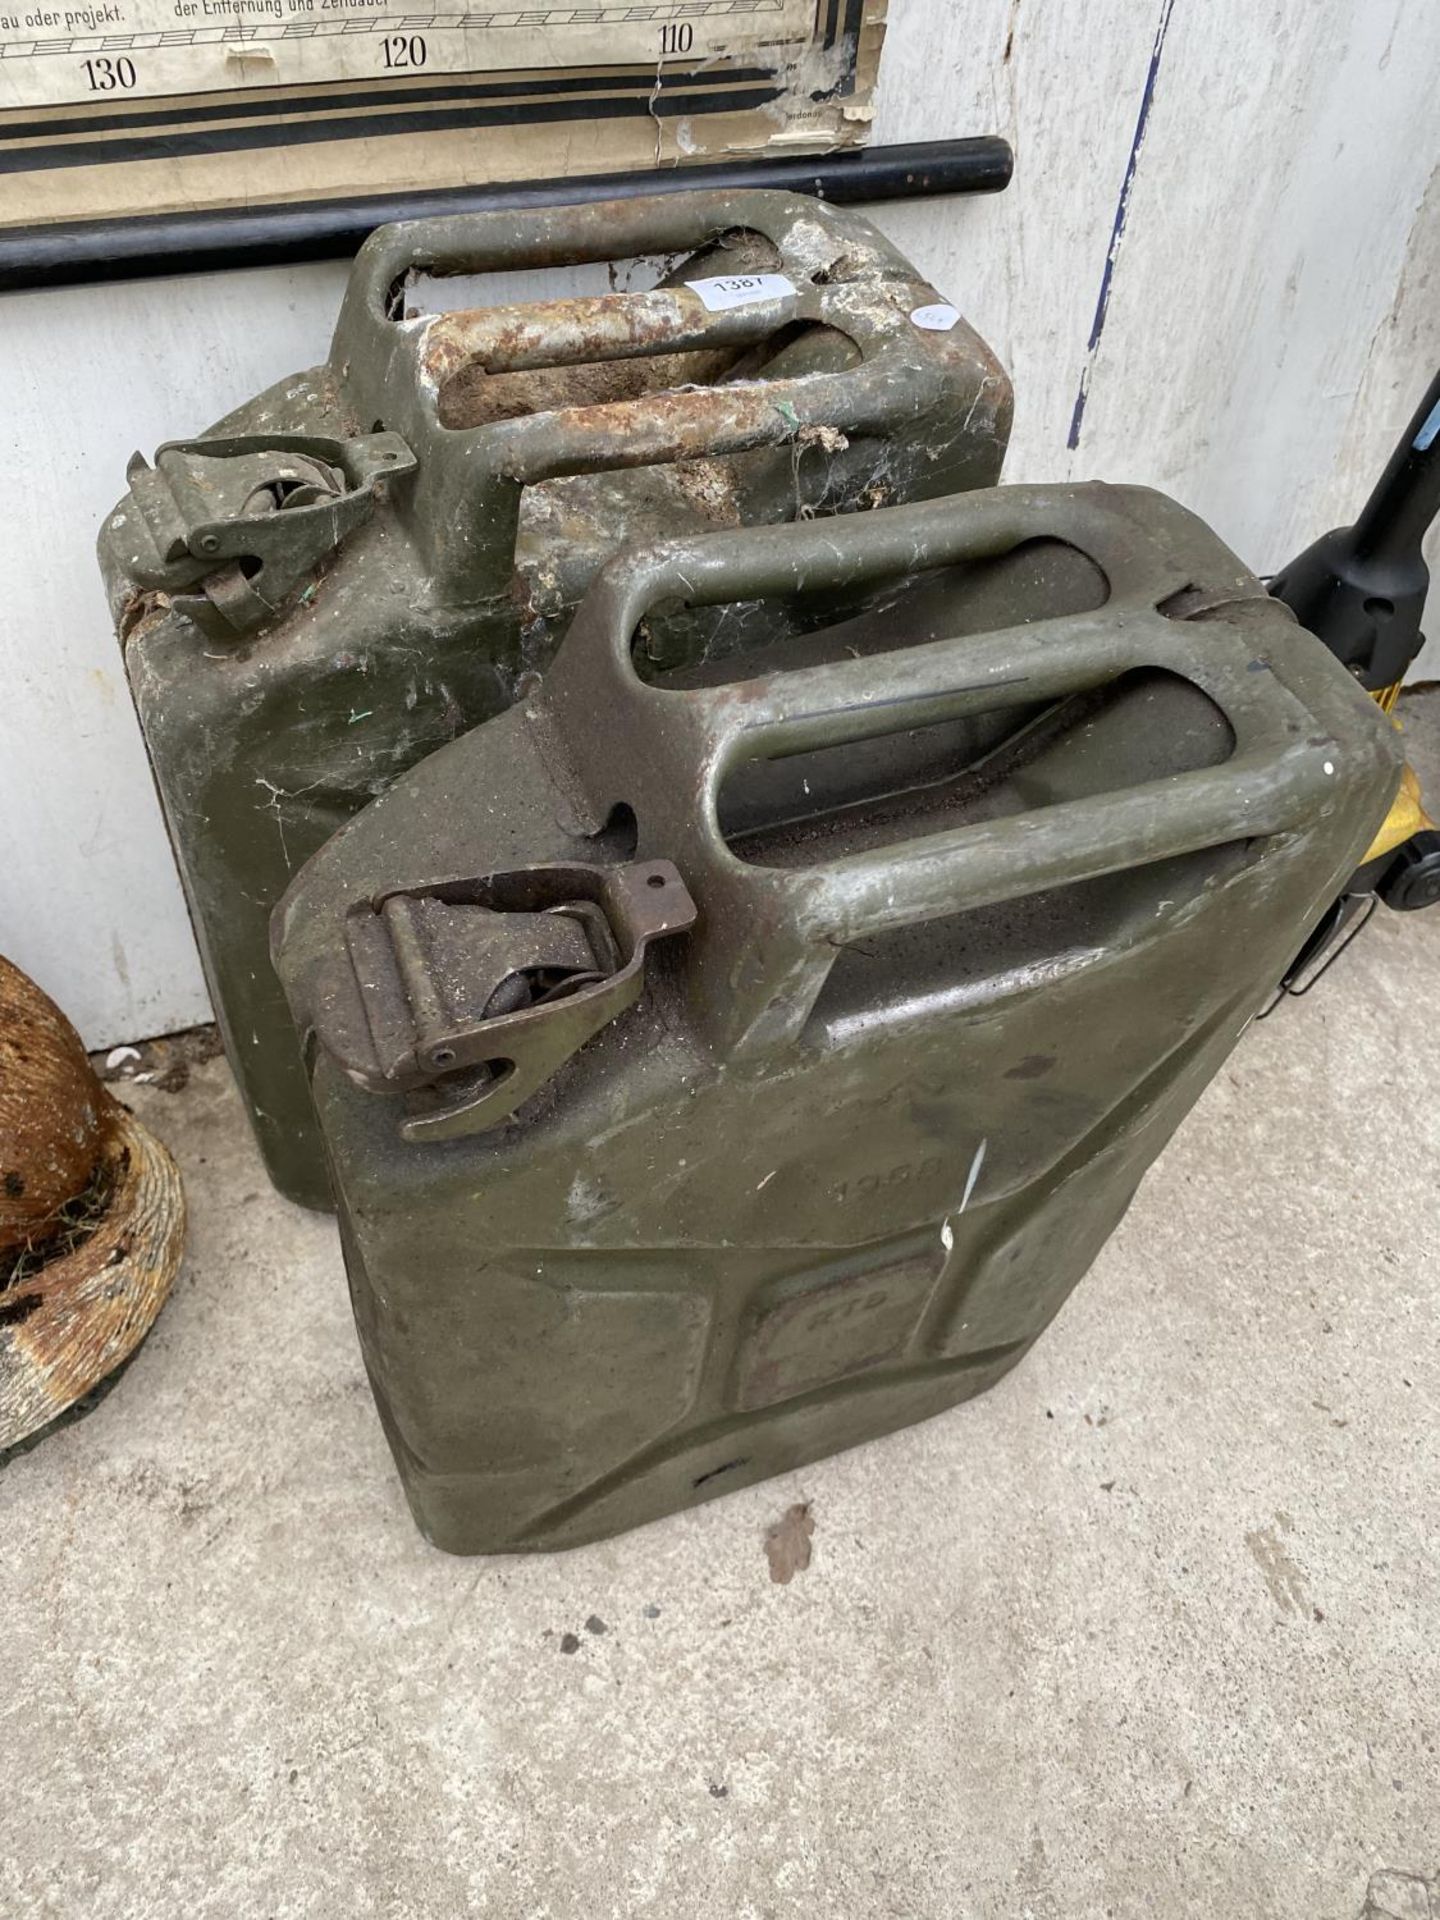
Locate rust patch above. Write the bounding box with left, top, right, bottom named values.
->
left=426, top=287, right=710, bottom=385
left=439, top=345, right=741, bottom=431
left=116, top=587, right=174, bottom=650
left=668, top=455, right=744, bottom=528
left=764, top=1501, right=815, bottom=1584
left=499, top=380, right=811, bottom=479
left=419, top=224, right=784, bottom=392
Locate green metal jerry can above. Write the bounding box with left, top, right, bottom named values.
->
left=272, top=483, right=1399, bottom=1554
left=99, top=191, right=1011, bottom=1210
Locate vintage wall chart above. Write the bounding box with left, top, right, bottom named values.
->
left=1, top=0, right=884, bottom=227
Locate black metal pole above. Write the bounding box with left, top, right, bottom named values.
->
left=1351, top=367, right=1440, bottom=569
left=1270, top=364, right=1440, bottom=692
left=1274, top=360, right=1440, bottom=691
left=0, top=137, right=1012, bottom=295
left=1269, top=364, right=1440, bottom=957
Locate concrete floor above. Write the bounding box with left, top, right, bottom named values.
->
left=5, top=718, right=1440, bottom=1920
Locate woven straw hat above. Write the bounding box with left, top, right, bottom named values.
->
left=1, top=955, right=185, bottom=1452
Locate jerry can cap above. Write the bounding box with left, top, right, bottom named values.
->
left=325, top=860, right=696, bottom=1140
left=119, top=430, right=415, bottom=640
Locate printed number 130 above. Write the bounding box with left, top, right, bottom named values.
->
left=82, top=55, right=136, bottom=89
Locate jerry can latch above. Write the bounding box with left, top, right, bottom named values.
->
left=325, top=860, right=696, bottom=1141
left=122, top=430, right=416, bottom=641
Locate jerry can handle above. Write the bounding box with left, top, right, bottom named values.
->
left=548, top=486, right=1351, bottom=1050
left=707, top=640, right=1330, bottom=933
left=748, top=742, right=1324, bottom=942
left=340, top=193, right=911, bottom=330
left=405, top=283, right=943, bottom=600
left=330, top=196, right=985, bottom=599
left=579, top=483, right=1230, bottom=625
left=691, top=637, right=1336, bottom=1056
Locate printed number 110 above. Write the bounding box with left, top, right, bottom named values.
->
left=659, top=21, right=693, bottom=53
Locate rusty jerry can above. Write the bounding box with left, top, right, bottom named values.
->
left=271, top=483, right=1399, bottom=1554
left=98, top=192, right=1011, bottom=1211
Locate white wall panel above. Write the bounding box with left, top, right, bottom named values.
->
left=1068, top=0, right=1440, bottom=574
left=0, top=263, right=348, bottom=1043
left=869, top=0, right=1166, bottom=481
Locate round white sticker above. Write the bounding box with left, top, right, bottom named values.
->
left=910, top=303, right=962, bottom=332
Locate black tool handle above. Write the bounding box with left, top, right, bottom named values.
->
left=1353, top=369, right=1440, bottom=568
left=1270, top=367, right=1440, bottom=691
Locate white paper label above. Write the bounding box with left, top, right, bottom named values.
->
left=685, top=273, right=797, bottom=313
left=910, top=303, right=962, bottom=332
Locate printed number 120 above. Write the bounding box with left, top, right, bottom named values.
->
left=382, top=33, right=427, bottom=66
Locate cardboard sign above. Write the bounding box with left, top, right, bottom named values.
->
left=0, top=0, right=885, bottom=232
